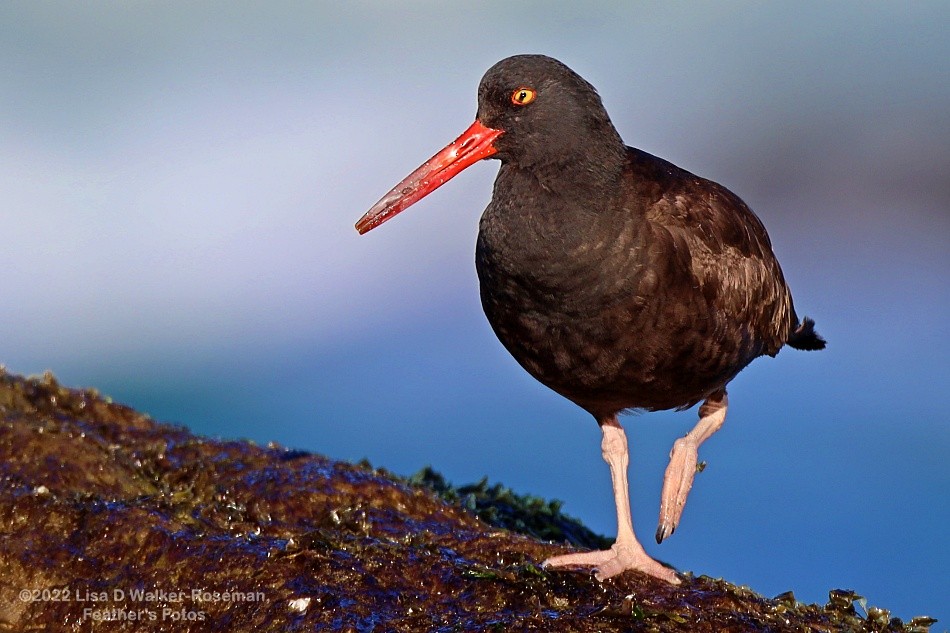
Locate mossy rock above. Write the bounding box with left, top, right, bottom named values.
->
left=0, top=369, right=936, bottom=632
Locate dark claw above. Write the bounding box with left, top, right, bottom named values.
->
left=656, top=523, right=674, bottom=544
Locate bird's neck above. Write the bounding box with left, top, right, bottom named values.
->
left=491, top=141, right=630, bottom=231
left=522, top=136, right=628, bottom=205
left=478, top=151, right=647, bottom=315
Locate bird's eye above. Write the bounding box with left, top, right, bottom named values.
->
left=511, top=87, right=536, bottom=106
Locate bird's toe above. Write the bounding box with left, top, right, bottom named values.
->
left=655, top=522, right=674, bottom=544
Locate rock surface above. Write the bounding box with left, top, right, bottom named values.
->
left=0, top=369, right=935, bottom=632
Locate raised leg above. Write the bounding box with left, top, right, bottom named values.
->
left=543, top=416, right=679, bottom=584
left=656, top=390, right=728, bottom=544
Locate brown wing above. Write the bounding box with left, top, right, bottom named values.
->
left=635, top=148, right=795, bottom=357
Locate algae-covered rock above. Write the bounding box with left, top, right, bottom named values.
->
left=0, top=369, right=936, bottom=632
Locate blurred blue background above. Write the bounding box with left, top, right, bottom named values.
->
left=2, top=2, right=947, bottom=625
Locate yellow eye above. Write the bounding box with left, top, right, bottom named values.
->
left=511, top=87, right=536, bottom=106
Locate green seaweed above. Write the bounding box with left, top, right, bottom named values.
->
left=407, top=465, right=612, bottom=550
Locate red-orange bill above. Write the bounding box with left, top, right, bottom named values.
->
left=355, top=120, right=503, bottom=234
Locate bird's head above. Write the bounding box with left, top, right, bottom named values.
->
left=355, top=54, right=624, bottom=234
left=476, top=55, right=623, bottom=171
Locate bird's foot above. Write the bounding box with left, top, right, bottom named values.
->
left=542, top=542, right=680, bottom=584
left=656, top=436, right=699, bottom=543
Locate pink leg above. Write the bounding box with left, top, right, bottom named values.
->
left=543, top=416, right=679, bottom=584
left=656, top=390, right=728, bottom=544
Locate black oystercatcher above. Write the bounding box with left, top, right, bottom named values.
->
left=355, top=55, right=825, bottom=584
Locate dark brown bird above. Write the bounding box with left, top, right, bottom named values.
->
left=355, top=54, right=825, bottom=584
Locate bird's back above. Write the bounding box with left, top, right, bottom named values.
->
left=628, top=147, right=796, bottom=357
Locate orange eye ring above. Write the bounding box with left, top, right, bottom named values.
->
left=511, top=87, right=536, bottom=106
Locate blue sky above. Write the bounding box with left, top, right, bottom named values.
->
left=2, top=2, right=947, bottom=625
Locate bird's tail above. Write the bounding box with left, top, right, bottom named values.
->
left=787, top=317, right=826, bottom=351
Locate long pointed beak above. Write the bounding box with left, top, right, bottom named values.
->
left=355, top=120, right=503, bottom=234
